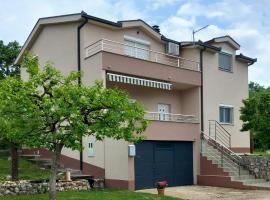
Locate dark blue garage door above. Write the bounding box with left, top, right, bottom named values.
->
left=135, top=141, right=193, bottom=190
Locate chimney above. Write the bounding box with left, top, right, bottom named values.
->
left=152, top=25, right=160, bottom=33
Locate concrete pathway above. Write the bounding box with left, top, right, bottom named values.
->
left=138, top=185, right=270, bottom=200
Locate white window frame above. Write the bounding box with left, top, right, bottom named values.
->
left=219, top=104, right=234, bottom=125
left=124, top=35, right=150, bottom=46
left=88, top=142, right=95, bottom=157
left=124, top=35, right=150, bottom=60
left=218, top=51, right=233, bottom=72
left=158, top=103, right=171, bottom=121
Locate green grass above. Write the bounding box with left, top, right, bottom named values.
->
left=252, top=149, right=269, bottom=156
left=0, top=155, right=50, bottom=181
left=0, top=190, right=181, bottom=200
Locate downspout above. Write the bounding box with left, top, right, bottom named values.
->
left=77, top=15, right=88, bottom=172
left=200, top=47, right=206, bottom=134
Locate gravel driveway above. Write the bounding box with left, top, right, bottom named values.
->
left=138, top=185, right=270, bottom=200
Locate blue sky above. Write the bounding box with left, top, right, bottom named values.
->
left=0, top=0, right=269, bottom=86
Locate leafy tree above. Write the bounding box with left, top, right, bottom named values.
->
left=0, top=40, right=21, bottom=180
left=0, top=40, right=21, bottom=79
left=0, top=54, right=147, bottom=200
left=0, top=77, right=41, bottom=180
left=245, top=82, right=270, bottom=152
left=241, top=90, right=270, bottom=150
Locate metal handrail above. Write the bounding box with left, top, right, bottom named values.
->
left=209, top=120, right=231, bottom=148
left=213, top=120, right=231, bottom=136
left=85, top=38, right=200, bottom=71
left=145, top=111, right=198, bottom=123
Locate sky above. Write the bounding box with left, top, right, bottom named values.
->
left=0, top=0, right=269, bottom=86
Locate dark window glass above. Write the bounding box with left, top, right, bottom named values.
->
left=219, top=106, right=233, bottom=123
left=219, top=52, right=232, bottom=71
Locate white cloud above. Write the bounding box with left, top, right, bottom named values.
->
left=147, top=0, right=181, bottom=10
left=0, top=0, right=147, bottom=44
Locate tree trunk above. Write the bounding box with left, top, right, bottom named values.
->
left=250, top=134, right=254, bottom=154
left=10, top=144, right=19, bottom=181
left=49, top=144, right=63, bottom=200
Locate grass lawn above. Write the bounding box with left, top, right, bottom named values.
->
left=0, top=155, right=50, bottom=181
left=0, top=190, right=182, bottom=200
left=253, top=149, right=269, bottom=156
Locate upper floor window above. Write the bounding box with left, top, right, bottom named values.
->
left=124, top=36, right=150, bottom=60
left=158, top=103, right=171, bottom=121
left=218, top=51, right=232, bottom=72
left=219, top=105, right=233, bottom=124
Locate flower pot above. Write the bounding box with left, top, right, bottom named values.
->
left=157, top=188, right=165, bottom=196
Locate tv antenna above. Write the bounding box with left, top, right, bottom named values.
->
left=192, top=25, right=209, bottom=44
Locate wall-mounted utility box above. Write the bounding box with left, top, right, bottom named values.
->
left=128, top=145, right=136, bottom=157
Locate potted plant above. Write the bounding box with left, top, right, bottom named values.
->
left=156, top=180, right=168, bottom=196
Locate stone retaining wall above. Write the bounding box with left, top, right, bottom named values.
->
left=242, top=155, right=270, bottom=180
left=0, top=180, right=90, bottom=196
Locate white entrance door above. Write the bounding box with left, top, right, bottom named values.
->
left=158, top=104, right=170, bottom=121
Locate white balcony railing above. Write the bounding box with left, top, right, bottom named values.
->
left=85, top=39, right=200, bottom=71
left=145, top=112, right=199, bottom=123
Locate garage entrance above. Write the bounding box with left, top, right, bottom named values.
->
left=135, top=141, right=193, bottom=190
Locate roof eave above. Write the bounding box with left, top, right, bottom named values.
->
left=15, top=13, right=83, bottom=64
left=206, top=36, right=240, bottom=50
left=181, top=41, right=221, bottom=52
left=236, top=54, right=257, bottom=66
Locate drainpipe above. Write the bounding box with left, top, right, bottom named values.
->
left=200, top=47, right=206, bottom=134
left=77, top=14, right=88, bottom=172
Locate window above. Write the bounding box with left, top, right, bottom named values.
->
left=218, top=52, right=232, bottom=72
left=219, top=105, right=233, bottom=124
left=158, top=103, right=171, bottom=121
left=88, top=142, right=94, bottom=157
left=124, top=36, right=150, bottom=60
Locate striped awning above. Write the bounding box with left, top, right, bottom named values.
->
left=107, top=73, right=172, bottom=90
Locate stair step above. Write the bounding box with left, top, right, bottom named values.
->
left=242, top=179, right=267, bottom=185
left=232, top=175, right=255, bottom=180
left=247, top=182, right=270, bottom=188
left=28, top=158, right=52, bottom=163
left=228, top=171, right=250, bottom=176
left=210, top=158, right=237, bottom=167
left=20, top=154, right=40, bottom=158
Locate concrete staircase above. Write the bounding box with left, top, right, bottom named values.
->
left=20, top=152, right=84, bottom=178
left=200, top=139, right=270, bottom=189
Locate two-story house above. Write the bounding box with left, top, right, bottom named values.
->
left=16, top=12, right=262, bottom=190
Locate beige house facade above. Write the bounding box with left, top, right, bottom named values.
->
left=16, top=12, right=256, bottom=190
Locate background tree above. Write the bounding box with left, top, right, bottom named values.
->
left=241, top=89, right=270, bottom=151
left=0, top=40, right=21, bottom=180
left=3, top=55, right=147, bottom=200
left=0, top=77, right=41, bottom=180
left=0, top=40, right=21, bottom=79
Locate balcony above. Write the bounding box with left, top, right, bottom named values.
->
left=143, top=112, right=200, bottom=141
left=85, top=39, right=200, bottom=72
left=145, top=112, right=198, bottom=123
left=84, top=39, right=201, bottom=87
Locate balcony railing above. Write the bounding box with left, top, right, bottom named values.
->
left=145, top=112, right=198, bottom=123
left=85, top=39, right=200, bottom=71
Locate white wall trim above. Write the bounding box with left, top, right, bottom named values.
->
left=124, top=35, right=150, bottom=45
left=219, top=104, right=234, bottom=108
left=220, top=49, right=233, bottom=55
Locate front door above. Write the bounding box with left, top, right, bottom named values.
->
left=158, top=103, right=170, bottom=121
